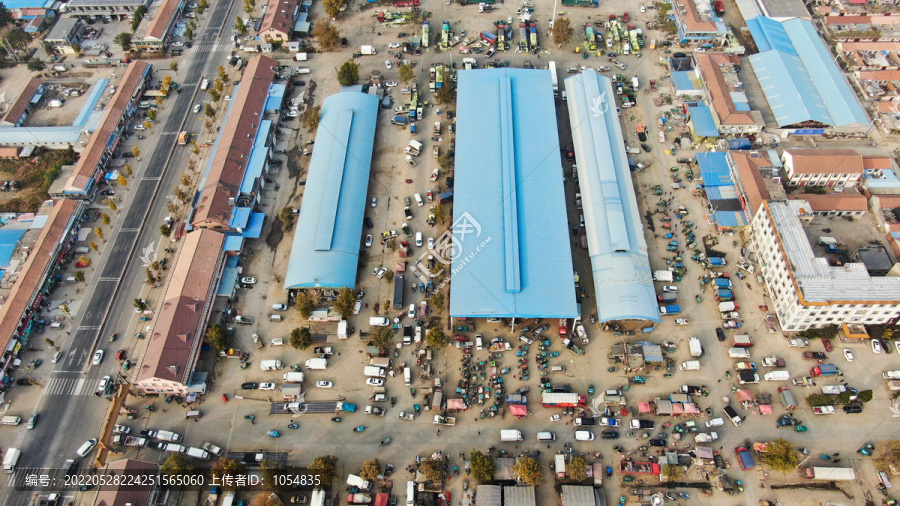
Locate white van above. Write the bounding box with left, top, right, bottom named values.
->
left=551, top=365, right=566, bottom=373
left=369, top=317, right=391, bottom=327
left=269, top=314, right=283, bottom=322
left=406, top=481, right=415, bottom=505
left=49, top=322, right=64, bottom=330
left=475, top=335, right=483, bottom=351
left=575, top=430, right=595, bottom=441
left=1, top=416, right=21, bottom=426
left=537, top=431, right=556, bottom=441
left=414, top=193, right=424, bottom=207
left=3, top=448, right=20, bottom=473
left=415, top=232, right=423, bottom=247
left=76, top=438, right=98, bottom=457
left=272, top=304, right=288, bottom=311
left=705, top=418, right=724, bottom=428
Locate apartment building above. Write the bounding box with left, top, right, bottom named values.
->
left=751, top=200, right=900, bottom=331
left=782, top=149, right=865, bottom=187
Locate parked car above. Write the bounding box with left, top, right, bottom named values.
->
left=365, top=235, right=373, bottom=247
left=92, top=350, right=104, bottom=365
left=601, top=430, right=620, bottom=439
left=316, top=381, right=333, bottom=388
left=241, top=277, right=257, bottom=285
left=258, top=383, right=276, bottom=391
left=716, top=328, right=725, bottom=341
left=872, top=339, right=883, bottom=354
left=366, top=378, right=385, bottom=386
left=241, top=382, right=259, bottom=390
left=843, top=349, right=854, bottom=362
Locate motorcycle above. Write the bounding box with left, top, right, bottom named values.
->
left=222, top=394, right=227, bottom=402
left=331, top=417, right=342, bottom=423
left=353, top=426, right=366, bottom=432
left=245, top=415, right=255, bottom=424
left=288, top=423, right=299, bottom=429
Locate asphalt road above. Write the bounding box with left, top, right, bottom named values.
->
left=1, top=0, right=240, bottom=503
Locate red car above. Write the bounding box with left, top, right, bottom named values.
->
left=115, top=349, right=126, bottom=361
left=453, top=335, right=469, bottom=342
left=74, top=261, right=90, bottom=268
left=822, top=339, right=833, bottom=352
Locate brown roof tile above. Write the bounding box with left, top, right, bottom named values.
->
left=862, top=156, right=892, bottom=170
left=191, top=55, right=276, bottom=229
left=136, top=229, right=224, bottom=386
left=144, top=0, right=181, bottom=41
left=95, top=459, right=157, bottom=506
left=1, top=77, right=42, bottom=126
left=788, top=192, right=869, bottom=212
left=731, top=152, right=771, bottom=216
left=259, top=0, right=297, bottom=39
left=0, top=200, right=79, bottom=350
left=695, top=53, right=763, bottom=128
left=784, top=149, right=865, bottom=175
left=674, top=0, right=718, bottom=33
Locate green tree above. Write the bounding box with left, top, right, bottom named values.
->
left=280, top=206, right=295, bottom=230
left=214, top=77, right=224, bottom=94
left=235, top=16, right=247, bottom=35
left=26, top=58, right=45, bottom=72
left=513, top=457, right=544, bottom=486
left=437, top=154, right=454, bottom=172
left=426, top=327, right=449, bottom=348
left=421, top=458, right=444, bottom=483
left=337, top=61, right=359, bottom=86
left=323, top=0, right=344, bottom=18
left=309, top=456, right=339, bottom=486
left=114, top=32, right=133, bottom=52
left=398, top=63, right=415, bottom=84
left=74, top=271, right=85, bottom=283
left=859, top=389, right=874, bottom=403
left=130, top=4, right=147, bottom=31
left=290, top=327, right=312, bottom=350
left=470, top=450, right=495, bottom=482
left=567, top=456, right=588, bottom=482
left=199, top=0, right=209, bottom=9
left=435, top=84, right=456, bottom=106
left=334, top=287, right=357, bottom=319
left=259, top=461, right=288, bottom=492
left=209, top=89, right=221, bottom=103
left=133, top=298, right=147, bottom=311
left=160, top=224, right=171, bottom=236
left=205, top=323, right=231, bottom=352
left=250, top=493, right=281, bottom=506
left=370, top=326, right=394, bottom=350
left=433, top=203, right=446, bottom=223
left=211, top=458, right=247, bottom=491
left=360, top=458, right=382, bottom=481
left=429, top=292, right=444, bottom=310
left=101, top=213, right=110, bottom=225
left=5, top=28, right=30, bottom=51
left=294, top=291, right=315, bottom=317
left=759, top=438, right=799, bottom=472
left=661, top=464, right=684, bottom=480
left=169, top=61, right=179, bottom=74
left=551, top=17, right=574, bottom=47
left=205, top=103, right=215, bottom=118
left=302, top=105, right=321, bottom=132
left=147, top=109, right=157, bottom=122
left=243, top=0, right=255, bottom=14
left=123, top=163, right=132, bottom=176
left=184, top=26, right=194, bottom=40
left=107, top=199, right=118, bottom=211
left=0, top=3, right=14, bottom=29
left=161, top=453, right=196, bottom=476
left=312, top=20, right=340, bottom=52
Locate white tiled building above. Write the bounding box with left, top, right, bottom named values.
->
left=782, top=149, right=864, bottom=188
left=751, top=200, right=900, bottom=331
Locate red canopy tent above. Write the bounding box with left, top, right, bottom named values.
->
left=509, top=404, right=527, bottom=417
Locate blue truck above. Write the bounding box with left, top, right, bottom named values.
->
left=716, top=289, right=734, bottom=300
left=708, top=257, right=727, bottom=267
left=735, top=447, right=755, bottom=470
left=714, top=278, right=733, bottom=288
left=810, top=364, right=839, bottom=377
left=337, top=402, right=357, bottom=413
left=391, top=115, right=408, bottom=126
left=659, top=304, right=681, bottom=315
left=657, top=292, right=677, bottom=303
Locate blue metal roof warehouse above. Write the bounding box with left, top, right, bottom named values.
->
left=449, top=69, right=576, bottom=319
left=565, top=70, right=661, bottom=324
left=284, top=91, right=379, bottom=289
left=747, top=16, right=869, bottom=130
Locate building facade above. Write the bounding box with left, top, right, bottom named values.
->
left=65, top=0, right=151, bottom=20
left=782, top=149, right=865, bottom=187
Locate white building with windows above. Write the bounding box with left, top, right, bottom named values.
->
left=752, top=199, right=900, bottom=331
left=782, top=149, right=865, bottom=188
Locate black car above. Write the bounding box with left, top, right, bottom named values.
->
left=148, top=441, right=167, bottom=450
left=843, top=404, right=863, bottom=414
left=63, top=459, right=78, bottom=477
left=15, top=378, right=32, bottom=386
left=101, top=189, right=115, bottom=196
left=241, top=382, right=259, bottom=390
left=364, top=217, right=374, bottom=229
left=445, top=176, right=454, bottom=188
left=122, top=152, right=134, bottom=158
left=649, top=439, right=667, bottom=447
left=293, top=80, right=306, bottom=86
left=552, top=384, right=572, bottom=393
left=601, top=430, right=620, bottom=440
left=716, top=328, right=725, bottom=341
left=640, top=143, right=652, bottom=152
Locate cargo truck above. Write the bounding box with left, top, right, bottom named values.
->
left=718, top=301, right=738, bottom=312
left=810, top=364, right=838, bottom=377
left=723, top=405, right=742, bottom=426
left=657, top=292, right=677, bottom=303
left=714, top=278, right=733, bottom=288
left=261, top=359, right=284, bottom=371
left=555, top=454, right=566, bottom=478
left=716, top=289, right=734, bottom=300
left=802, top=467, right=856, bottom=480
left=182, top=447, right=211, bottom=460
left=762, top=356, right=785, bottom=368
left=735, top=447, right=755, bottom=470
left=688, top=337, right=703, bottom=357
left=157, top=430, right=183, bottom=442
left=283, top=372, right=305, bottom=382
left=694, top=432, right=718, bottom=442
left=541, top=392, right=587, bottom=408
left=393, top=273, right=404, bottom=309
left=305, top=358, right=327, bottom=370
left=363, top=366, right=387, bottom=378
left=653, top=270, right=673, bottom=282
left=659, top=305, right=681, bottom=315
left=813, top=406, right=836, bottom=415
left=361, top=45, right=377, bottom=55
left=549, top=61, right=559, bottom=95
left=728, top=348, right=750, bottom=359
left=178, top=131, right=190, bottom=145
left=884, top=370, right=900, bottom=379
left=501, top=430, right=524, bottom=441
left=764, top=371, right=790, bottom=381
left=737, top=372, right=760, bottom=384
left=734, top=362, right=756, bottom=371
left=680, top=360, right=701, bottom=371
left=708, top=257, right=726, bottom=267
left=732, top=335, right=753, bottom=347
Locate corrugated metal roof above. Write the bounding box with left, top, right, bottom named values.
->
left=688, top=104, right=719, bottom=137
left=565, top=71, right=660, bottom=324
left=747, top=16, right=869, bottom=128
left=475, top=485, right=502, bottom=506
left=449, top=69, right=576, bottom=319
left=0, top=126, right=82, bottom=145
left=73, top=78, right=108, bottom=127
left=503, top=486, right=536, bottom=505
left=283, top=91, right=379, bottom=289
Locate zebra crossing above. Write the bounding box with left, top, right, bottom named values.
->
left=191, top=42, right=232, bottom=53
left=43, top=377, right=92, bottom=397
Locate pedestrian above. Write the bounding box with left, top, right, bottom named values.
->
left=478, top=431, right=481, bottom=435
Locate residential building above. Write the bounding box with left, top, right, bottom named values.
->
left=782, top=149, right=865, bottom=187
left=671, top=0, right=727, bottom=43
left=94, top=459, right=159, bottom=505
left=65, top=0, right=151, bottom=20
left=693, top=53, right=764, bottom=134
left=0, top=77, right=44, bottom=127
left=729, top=150, right=784, bottom=220
left=134, top=0, right=185, bottom=51
left=751, top=200, right=900, bottom=331
left=698, top=152, right=750, bottom=229
left=786, top=192, right=869, bottom=217
left=734, top=0, right=810, bottom=22
left=134, top=229, right=224, bottom=395
left=258, top=0, right=297, bottom=42
left=7, top=0, right=56, bottom=22
left=44, top=17, right=85, bottom=54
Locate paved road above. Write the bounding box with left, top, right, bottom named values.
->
left=1, top=1, right=240, bottom=504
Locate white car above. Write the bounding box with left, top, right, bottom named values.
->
left=193, top=104, right=201, bottom=113
left=373, top=267, right=387, bottom=278
left=92, top=350, right=104, bottom=365
left=640, top=5, right=646, bottom=12
left=408, top=304, right=416, bottom=319
left=353, top=300, right=362, bottom=315
left=98, top=375, right=111, bottom=390
left=385, top=60, right=392, bottom=69
left=427, top=237, right=434, bottom=250
left=258, top=382, right=276, bottom=391
left=241, top=277, right=257, bottom=285
left=385, top=81, right=398, bottom=87
left=389, top=42, right=401, bottom=48
left=663, top=286, right=678, bottom=293
left=366, top=378, right=385, bottom=387
left=415, top=232, right=423, bottom=247
left=113, top=425, right=131, bottom=434
left=872, top=339, right=883, bottom=354
left=843, top=349, right=854, bottom=362
left=134, top=124, right=147, bottom=131
left=365, top=234, right=373, bottom=247
left=674, top=318, right=690, bottom=326
left=371, top=197, right=377, bottom=207
left=895, top=341, right=900, bottom=354
left=316, top=381, right=333, bottom=388
left=172, top=41, right=184, bottom=47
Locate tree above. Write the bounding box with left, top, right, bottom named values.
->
left=26, top=58, right=45, bottom=72
left=280, top=206, right=295, bottom=230
left=312, top=20, right=341, bottom=51
left=661, top=464, right=684, bottom=480
left=129, top=145, right=139, bottom=159
left=214, top=78, right=224, bottom=94
left=94, top=227, right=104, bottom=241
left=117, top=173, right=127, bottom=187
left=123, top=164, right=132, bottom=176
left=147, top=109, right=157, bottom=122
left=259, top=461, right=289, bottom=492
left=209, top=89, right=221, bottom=103
left=89, top=241, right=99, bottom=252
left=426, top=327, right=449, bottom=348
left=133, top=298, right=147, bottom=311
left=250, top=493, right=282, bottom=506
left=859, top=389, right=874, bottom=403
left=295, top=291, right=315, bottom=317
left=184, top=26, right=194, bottom=40
left=883, top=327, right=896, bottom=341
left=161, top=453, right=196, bottom=477
left=470, top=450, right=495, bottom=482
left=101, top=213, right=110, bottom=225
left=5, top=28, right=30, bottom=51
left=170, top=61, right=179, bottom=74
left=181, top=173, right=192, bottom=187
left=290, top=327, right=312, bottom=350
left=398, top=63, right=415, bottom=84
left=78, top=255, right=91, bottom=267
left=309, top=456, right=338, bottom=486
left=205, top=323, right=231, bottom=352
left=235, top=16, right=247, bottom=35
left=760, top=438, right=799, bottom=472
left=160, top=223, right=171, bottom=236
left=370, top=326, right=394, bottom=350
left=429, top=293, right=444, bottom=310
left=360, top=458, right=382, bottom=481
left=421, top=458, right=445, bottom=483
left=302, top=105, right=321, bottom=132
left=74, top=271, right=85, bottom=283
left=337, top=61, right=359, bottom=86
left=435, top=84, right=456, bottom=106
left=205, top=103, right=216, bottom=118
left=0, top=3, right=14, bottom=29
left=567, top=456, right=588, bottom=482
left=131, top=4, right=147, bottom=31
left=551, top=17, right=574, bottom=47
left=437, top=154, right=454, bottom=172
left=513, top=457, right=544, bottom=486
left=334, top=287, right=357, bottom=319
left=108, top=199, right=118, bottom=211
left=323, top=0, right=344, bottom=18
left=433, top=203, right=446, bottom=223
left=211, top=458, right=247, bottom=491
left=218, top=65, right=227, bottom=81
left=243, top=0, right=255, bottom=14
left=114, top=32, right=133, bottom=52
left=143, top=120, right=151, bottom=131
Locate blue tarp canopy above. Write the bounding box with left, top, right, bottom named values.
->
left=265, top=84, right=286, bottom=113
left=217, top=255, right=240, bottom=296
left=688, top=105, right=719, bottom=137
left=698, top=152, right=732, bottom=186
